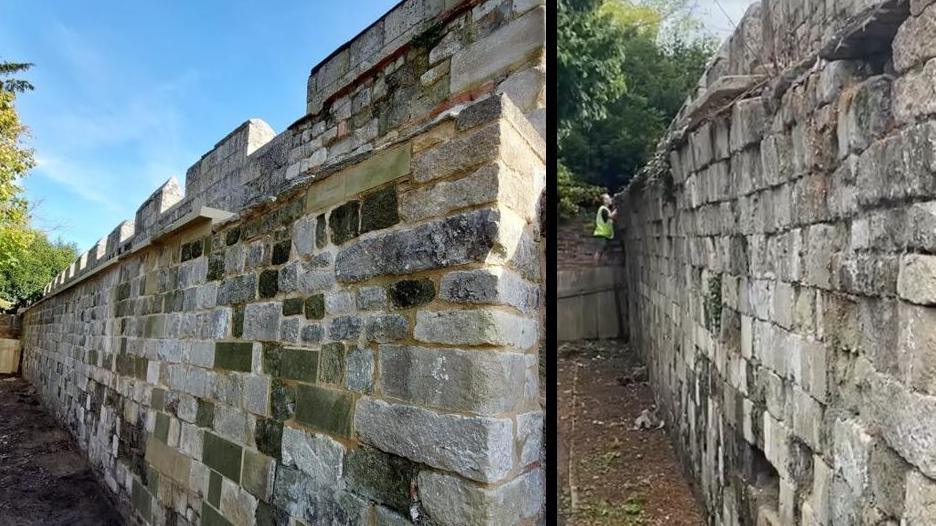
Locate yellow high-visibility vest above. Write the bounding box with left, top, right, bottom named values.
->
left=594, top=205, right=613, bottom=239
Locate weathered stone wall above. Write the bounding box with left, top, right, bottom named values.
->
left=20, top=1, right=545, bottom=525
left=621, top=0, right=936, bottom=524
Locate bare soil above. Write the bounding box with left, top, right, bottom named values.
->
left=558, top=340, right=706, bottom=526
left=0, top=375, right=123, bottom=526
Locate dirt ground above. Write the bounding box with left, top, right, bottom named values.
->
left=558, top=340, right=706, bottom=526
left=0, top=375, right=123, bottom=526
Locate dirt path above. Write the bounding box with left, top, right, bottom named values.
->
left=558, top=340, right=706, bottom=526
left=0, top=375, right=123, bottom=526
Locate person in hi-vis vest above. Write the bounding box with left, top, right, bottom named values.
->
left=593, top=193, right=617, bottom=264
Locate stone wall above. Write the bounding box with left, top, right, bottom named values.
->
left=621, top=0, right=936, bottom=524
left=19, top=1, right=545, bottom=525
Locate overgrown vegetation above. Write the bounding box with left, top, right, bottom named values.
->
left=0, top=61, right=79, bottom=310
left=558, top=0, right=717, bottom=218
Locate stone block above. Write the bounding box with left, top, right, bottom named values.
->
left=360, top=185, right=399, bottom=234
left=215, top=342, right=254, bottom=372
left=294, top=384, right=355, bottom=437
left=355, top=286, right=387, bottom=310
left=335, top=208, right=500, bottom=282
left=304, top=293, right=325, bottom=320
left=729, top=97, right=767, bottom=153
left=450, top=6, right=544, bottom=94
left=280, top=425, right=343, bottom=484
left=414, top=308, right=538, bottom=350
left=217, top=274, right=257, bottom=305
left=244, top=375, right=270, bottom=417
left=344, top=447, right=418, bottom=513
left=839, top=76, right=892, bottom=156
left=242, top=450, right=276, bottom=502
left=329, top=315, right=363, bottom=340
left=904, top=470, right=936, bottom=525
left=354, top=397, right=513, bottom=483
left=324, top=291, right=354, bottom=315
left=364, top=314, right=409, bottom=343
left=898, top=302, right=936, bottom=394
left=202, top=432, right=243, bottom=483
left=242, top=302, right=282, bottom=342
left=400, top=162, right=502, bottom=223
left=439, top=267, right=538, bottom=313
left=220, top=478, right=258, bottom=526
left=255, top=418, right=283, bottom=459
left=320, top=342, right=344, bottom=385
left=145, top=434, right=192, bottom=485
left=418, top=468, right=543, bottom=525
left=291, top=215, right=316, bottom=257
left=898, top=254, right=936, bottom=305
left=516, top=410, right=543, bottom=466
left=280, top=347, right=319, bottom=383
left=345, top=346, right=374, bottom=392
left=495, top=63, right=545, bottom=113
left=869, top=441, right=910, bottom=519
left=894, top=4, right=936, bottom=73
left=379, top=345, right=528, bottom=414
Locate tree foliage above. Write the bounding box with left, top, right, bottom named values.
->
left=0, top=60, right=79, bottom=309
left=0, top=232, right=78, bottom=309
left=558, top=0, right=717, bottom=216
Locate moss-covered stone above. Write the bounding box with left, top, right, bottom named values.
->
left=202, top=502, right=232, bottom=526
left=226, top=227, right=241, bottom=246
left=315, top=213, right=328, bottom=249
left=295, top=385, right=354, bottom=437
left=259, top=269, right=279, bottom=298
left=282, top=298, right=304, bottom=316
left=304, top=294, right=325, bottom=320
left=232, top=305, right=245, bottom=338
left=256, top=501, right=289, bottom=526
left=344, top=448, right=418, bottom=513
left=196, top=399, right=214, bottom=428
left=116, top=282, right=131, bottom=301
left=281, top=348, right=319, bottom=383
left=151, top=388, right=166, bottom=411
left=272, top=239, right=291, bottom=265
left=320, top=342, right=345, bottom=385
left=262, top=343, right=282, bottom=376
left=208, top=255, right=225, bottom=282
left=214, top=342, right=253, bottom=372
left=389, top=279, right=435, bottom=308
left=146, top=465, right=160, bottom=495
left=270, top=379, right=296, bottom=421
left=255, top=418, right=283, bottom=459
left=329, top=201, right=360, bottom=245
left=208, top=470, right=222, bottom=507
left=202, top=433, right=243, bottom=482
left=131, top=479, right=153, bottom=523
left=154, top=412, right=170, bottom=442
left=360, top=186, right=399, bottom=234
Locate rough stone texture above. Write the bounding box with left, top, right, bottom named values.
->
left=620, top=2, right=936, bottom=525
left=353, top=397, right=514, bottom=483
left=18, top=2, right=545, bottom=524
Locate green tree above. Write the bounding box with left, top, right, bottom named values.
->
left=0, top=232, right=78, bottom=309
left=558, top=0, right=717, bottom=215
left=0, top=60, right=79, bottom=309
left=0, top=62, right=36, bottom=271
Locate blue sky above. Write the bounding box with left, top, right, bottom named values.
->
left=1, top=1, right=398, bottom=251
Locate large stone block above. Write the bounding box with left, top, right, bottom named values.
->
left=353, top=397, right=513, bottom=483
left=242, top=302, right=282, bottom=341
left=894, top=58, right=936, bottom=125
left=450, top=6, right=544, bottom=95
left=418, top=469, right=543, bottom=525
left=335, top=209, right=499, bottom=282
left=898, top=302, right=936, bottom=394
left=379, top=345, right=528, bottom=414
left=893, top=3, right=936, bottom=73
left=294, top=385, right=355, bottom=437
left=413, top=308, right=538, bottom=350
left=202, top=432, right=243, bottom=483
left=898, top=254, right=936, bottom=305
left=439, top=267, right=539, bottom=313
left=280, top=425, right=343, bottom=484
left=904, top=470, right=936, bottom=525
